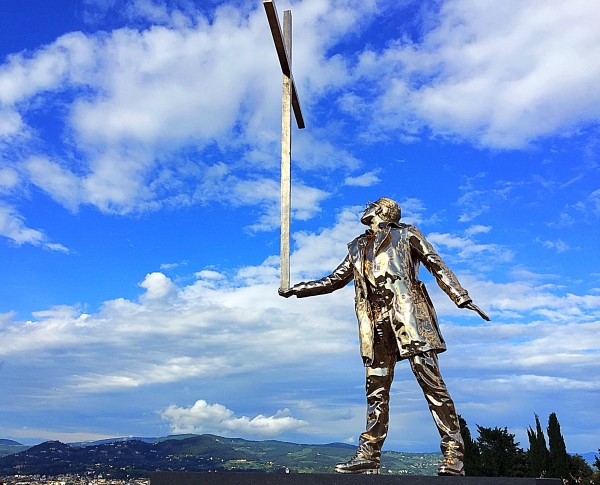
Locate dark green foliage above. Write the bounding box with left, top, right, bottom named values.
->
left=594, top=448, right=600, bottom=471
left=568, top=454, right=593, bottom=481
left=527, top=413, right=549, bottom=477
left=476, top=425, right=528, bottom=477
left=459, top=415, right=481, bottom=476
left=547, top=412, right=569, bottom=479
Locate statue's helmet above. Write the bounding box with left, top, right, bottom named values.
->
left=374, top=197, right=401, bottom=223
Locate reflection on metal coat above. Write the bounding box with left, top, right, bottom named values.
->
left=281, top=198, right=489, bottom=475
left=291, top=222, right=471, bottom=364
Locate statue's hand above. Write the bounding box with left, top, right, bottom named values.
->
left=278, top=287, right=295, bottom=298
left=461, top=301, right=490, bottom=321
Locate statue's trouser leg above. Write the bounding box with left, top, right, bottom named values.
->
left=357, top=312, right=397, bottom=463
left=357, top=365, right=394, bottom=462
left=408, top=351, right=464, bottom=461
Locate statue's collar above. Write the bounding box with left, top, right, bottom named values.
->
left=363, top=221, right=399, bottom=237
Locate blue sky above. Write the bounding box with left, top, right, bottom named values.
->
left=1, top=0, right=599, bottom=456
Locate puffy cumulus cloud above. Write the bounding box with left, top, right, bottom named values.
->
left=348, top=0, right=600, bottom=148
left=1, top=207, right=600, bottom=449
left=160, top=400, right=306, bottom=437
left=0, top=242, right=356, bottom=393
left=139, top=272, right=176, bottom=300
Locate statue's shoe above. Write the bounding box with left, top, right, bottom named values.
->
left=437, top=457, right=465, bottom=476
left=335, top=455, right=380, bottom=474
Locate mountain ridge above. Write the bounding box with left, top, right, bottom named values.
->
left=0, top=433, right=441, bottom=478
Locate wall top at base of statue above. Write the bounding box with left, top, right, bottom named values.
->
left=151, top=471, right=562, bottom=485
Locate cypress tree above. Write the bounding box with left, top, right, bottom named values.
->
left=547, top=412, right=569, bottom=479
left=459, top=415, right=481, bottom=476
left=527, top=413, right=549, bottom=477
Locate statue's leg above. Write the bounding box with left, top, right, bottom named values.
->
left=335, top=365, right=393, bottom=474
left=357, top=365, right=395, bottom=461
left=336, top=314, right=396, bottom=475
left=409, top=350, right=465, bottom=476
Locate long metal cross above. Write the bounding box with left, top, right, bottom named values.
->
left=264, top=0, right=305, bottom=291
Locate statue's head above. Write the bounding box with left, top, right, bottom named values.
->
left=361, top=197, right=401, bottom=226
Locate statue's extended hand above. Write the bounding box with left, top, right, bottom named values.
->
left=278, top=287, right=295, bottom=298
left=461, top=301, right=490, bottom=321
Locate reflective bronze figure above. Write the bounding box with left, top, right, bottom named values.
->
left=279, top=198, right=489, bottom=476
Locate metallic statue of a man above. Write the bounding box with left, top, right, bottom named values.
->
left=279, top=197, right=489, bottom=476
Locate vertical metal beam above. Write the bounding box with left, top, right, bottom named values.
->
left=280, top=10, right=292, bottom=291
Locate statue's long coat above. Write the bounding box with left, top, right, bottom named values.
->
left=293, top=222, right=472, bottom=366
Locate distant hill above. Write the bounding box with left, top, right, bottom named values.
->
left=0, top=440, right=29, bottom=458
left=0, top=434, right=441, bottom=478
left=0, top=440, right=22, bottom=446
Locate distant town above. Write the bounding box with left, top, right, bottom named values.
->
left=0, top=475, right=149, bottom=485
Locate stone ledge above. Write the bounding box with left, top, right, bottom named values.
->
left=151, top=471, right=561, bottom=484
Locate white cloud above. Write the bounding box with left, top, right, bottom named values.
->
left=24, top=156, right=82, bottom=212
left=0, top=205, right=44, bottom=246
left=1, top=208, right=600, bottom=449
left=427, top=231, right=513, bottom=264
left=0, top=167, right=20, bottom=192
left=0, top=204, right=68, bottom=251
left=233, top=177, right=329, bottom=232
left=160, top=400, right=306, bottom=437
left=349, top=0, right=600, bottom=148
left=2, top=0, right=599, bottom=239
left=465, top=225, right=492, bottom=237
left=291, top=206, right=362, bottom=278
left=2, top=0, right=600, bottom=450
left=0, top=108, right=22, bottom=137
left=139, top=272, right=175, bottom=300
left=398, top=197, right=439, bottom=226
left=195, top=269, right=225, bottom=281
left=344, top=169, right=380, bottom=187
left=0, top=0, right=383, bottom=234
left=536, top=237, right=570, bottom=253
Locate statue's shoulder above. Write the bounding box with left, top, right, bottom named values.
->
left=348, top=232, right=368, bottom=248
left=391, top=223, right=423, bottom=241
left=390, top=222, right=411, bottom=233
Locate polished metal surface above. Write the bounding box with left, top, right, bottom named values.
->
left=263, top=0, right=305, bottom=128
left=279, top=198, right=490, bottom=475
left=263, top=0, right=306, bottom=291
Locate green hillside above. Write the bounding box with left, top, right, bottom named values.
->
left=0, top=434, right=441, bottom=478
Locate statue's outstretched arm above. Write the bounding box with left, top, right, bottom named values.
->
left=278, top=255, right=353, bottom=298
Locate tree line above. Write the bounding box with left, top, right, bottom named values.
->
left=460, top=412, right=599, bottom=484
